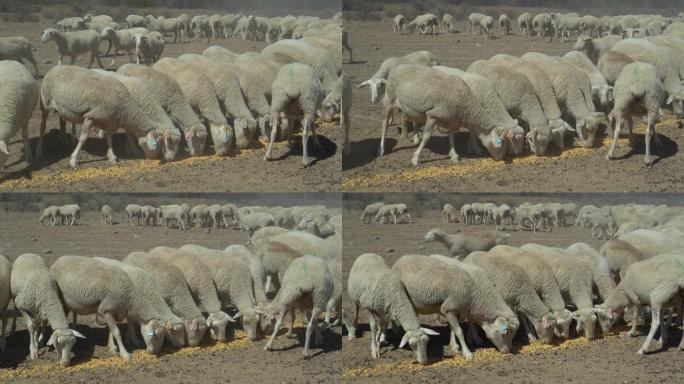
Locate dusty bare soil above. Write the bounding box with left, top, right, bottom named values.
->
left=341, top=19, right=684, bottom=192
left=341, top=194, right=684, bottom=383
left=0, top=18, right=342, bottom=193
left=0, top=194, right=341, bottom=384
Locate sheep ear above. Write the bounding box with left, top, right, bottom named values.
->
left=666, top=95, right=674, bottom=105
left=398, top=332, right=410, bottom=348
left=357, top=80, right=371, bottom=89
left=0, top=140, right=10, bottom=156
left=233, top=311, right=244, bottom=318
left=570, top=311, right=582, bottom=320
left=223, top=311, right=237, bottom=323
left=46, top=332, right=59, bottom=346
left=563, top=121, right=576, bottom=132
left=421, top=327, right=440, bottom=336
left=206, top=318, right=213, bottom=327
left=72, top=330, right=86, bottom=339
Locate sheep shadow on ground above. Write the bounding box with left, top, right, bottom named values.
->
left=265, top=134, right=337, bottom=166
left=342, top=137, right=398, bottom=170
left=603, top=132, right=678, bottom=166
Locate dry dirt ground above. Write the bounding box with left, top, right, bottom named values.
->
left=0, top=195, right=341, bottom=384
left=341, top=194, right=684, bottom=383
left=341, top=19, right=684, bottom=193
left=0, top=17, right=342, bottom=193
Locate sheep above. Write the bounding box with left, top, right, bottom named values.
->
left=178, top=245, right=264, bottom=340
left=468, top=13, right=486, bottom=34
left=358, top=50, right=440, bottom=105
left=424, top=228, right=510, bottom=259
left=533, top=13, right=554, bottom=38
left=133, top=32, right=165, bottom=64
left=498, top=14, right=512, bottom=35
left=517, top=12, right=532, bottom=35
left=520, top=53, right=603, bottom=148
left=348, top=253, right=439, bottom=363
left=382, top=64, right=512, bottom=165
left=599, top=239, right=644, bottom=281
left=147, top=247, right=234, bottom=342
left=573, top=34, right=621, bottom=64
left=372, top=204, right=398, bottom=224
left=141, top=205, right=159, bottom=226
left=605, top=62, right=666, bottom=165
left=233, top=15, right=257, bottom=40
left=264, top=63, right=324, bottom=167
left=39, top=205, right=60, bottom=226
left=160, top=204, right=188, bottom=230
left=520, top=244, right=601, bottom=340
left=618, top=228, right=684, bottom=258
left=555, top=15, right=581, bottom=42
left=0, top=255, right=8, bottom=352
left=202, top=45, right=238, bottom=61
left=434, top=66, right=525, bottom=156
left=596, top=253, right=684, bottom=354
left=57, top=17, right=86, bottom=32
left=442, top=203, right=457, bottom=223
left=58, top=204, right=80, bottom=225
left=342, top=26, right=353, bottom=63
left=149, top=17, right=183, bottom=42
left=361, top=202, right=385, bottom=223
left=123, top=251, right=208, bottom=346
left=480, top=16, right=495, bottom=39
left=99, top=27, right=149, bottom=66
left=487, top=246, right=573, bottom=338
left=395, top=255, right=519, bottom=359
left=92, top=69, right=180, bottom=162
left=177, top=54, right=258, bottom=149
left=408, top=14, right=438, bottom=35
left=0, top=37, right=39, bottom=76
left=463, top=251, right=557, bottom=343
left=580, top=15, right=601, bottom=37
left=460, top=204, right=474, bottom=224
left=11, top=254, right=85, bottom=366
left=467, top=60, right=554, bottom=155
left=563, top=51, right=613, bottom=110
left=221, top=244, right=269, bottom=307
left=125, top=204, right=143, bottom=225
left=597, top=51, right=634, bottom=86
left=93, top=257, right=186, bottom=350
left=50, top=256, right=168, bottom=360
left=37, top=66, right=176, bottom=167
left=101, top=205, right=113, bottom=224
left=491, top=204, right=514, bottom=230
left=126, top=14, right=146, bottom=28
left=566, top=243, right=616, bottom=302
left=191, top=15, right=212, bottom=39
left=152, top=57, right=235, bottom=156
left=0, top=61, right=39, bottom=169
left=40, top=28, right=103, bottom=68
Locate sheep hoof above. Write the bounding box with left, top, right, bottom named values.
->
left=121, top=352, right=132, bottom=361
left=411, top=158, right=420, bottom=167
left=69, top=158, right=79, bottom=170
left=637, top=349, right=645, bottom=355
left=463, top=352, right=474, bottom=360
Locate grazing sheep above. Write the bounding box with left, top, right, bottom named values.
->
left=239, top=212, right=276, bottom=236
left=348, top=253, right=439, bottom=362
left=99, top=27, right=149, bottom=66
left=599, top=239, right=644, bottom=281
left=57, top=17, right=86, bottom=32
left=265, top=63, right=324, bottom=168
left=58, top=204, right=80, bottom=225
left=566, top=242, right=616, bottom=302
left=424, top=228, right=510, bottom=259
left=126, top=15, right=146, bottom=28
left=39, top=205, right=60, bottom=226
left=517, top=12, right=532, bottom=35
left=491, top=204, right=514, bottom=230
left=142, top=205, right=159, bottom=226
left=160, top=204, right=188, bottom=230
left=50, top=256, right=167, bottom=360
left=11, top=254, right=85, bottom=366
left=441, top=14, right=456, bottom=34
left=40, top=28, right=103, bottom=68
left=0, top=61, right=39, bottom=169
left=126, top=204, right=143, bottom=225
left=468, top=13, right=486, bottom=34
left=573, top=34, right=621, bottom=64
left=618, top=228, right=684, bottom=258
left=463, top=251, right=557, bottom=343
left=372, top=204, right=398, bottom=224
left=563, top=51, right=613, bottom=110
left=153, top=57, right=234, bottom=156
left=222, top=244, right=270, bottom=307
left=498, top=15, right=512, bottom=35
left=361, top=202, right=385, bottom=223
left=101, top=205, right=113, bottom=224
left=533, top=13, right=554, bottom=38
left=597, top=253, right=684, bottom=354
left=123, top=251, right=208, bottom=346
left=202, top=45, right=238, bottom=61
left=605, top=62, right=666, bottom=166
left=480, top=16, right=495, bottom=39
left=37, top=66, right=175, bottom=167
left=133, top=31, right=165, bottom=64
left=395, top=255, right=519, bottom=359
left=442, top=203, right=457, bottom=223
left=408, top=14, right=438, bottom=35
left=0, top=255, right=8, bottom=352
left=393, top=15, right=406, bottom=34
left=0, top=37, right=39, bottom=76
left=460, top=204, right=474, bottom=224
left=597, top=51, right=634, bottom=85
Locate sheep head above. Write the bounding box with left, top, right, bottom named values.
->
left=165, top=318, right=186, bottom=348
left=357, top=78, right=386, bottom=103
left=185, top=124, right=207, bottom=156
left=141, top=319, right=167, bottom=354
left=478, top=128, right=506, bottom=161
left=666, top=90, right=684, bottom=119
left=185, top=317, right=208, bottom=347
left=47, top=328, right=86, bottom=367
left=399, top=327, right=439, bottom=365
left=207, top=311, right=234, bottom=342
left=525, top=125, right=551, bottom=156
left=480, top=316, right=519, bottom=353
left=530, top=312, right=556, bottom=344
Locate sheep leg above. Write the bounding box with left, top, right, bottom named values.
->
left=379, top=104, right=392, bottom=157
left=411, top=117, right=436, bottom=167
left=644, top=115, right=655, bottom=166
left=21, top=311, right=38, bottom=359
left=264, top=308, right=287, bottom=351
left=69, top=118, right=92, bottom=169
left=521, top=314, right=537, bottom=342
left=368, top=311, right=380, bottom=358
left=104, top=132, right=118, bottom=164
left=303, top=308, right=321, bottom=358
left=660, top=308, right=672, bottom=346
left=301, top=116, right=312, bottom=168
left=285, top=307, right=296, bottom=338
left=102, top=312, right=130, bottom=360
left=36, top=103, right=50, bottom=160
left=638, top=306, right=662, bottom=354
left=445, top=312, right=473, bottom=360
left=629, top=303, right=640, bottom=337
left=264, top=117, right=280, bottom=160
left=448, top=131, right=460, bottom=162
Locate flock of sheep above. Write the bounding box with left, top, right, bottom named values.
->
left=346, top=201, right=684, bottom=364
left=0, top=203, right=342, bottom=366
left=356, top=12, right=684, bottom=168
left=0, top=10, right=349, bottom=174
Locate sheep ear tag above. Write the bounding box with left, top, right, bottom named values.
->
left=499, top=324, right=508, bottom=334
left=147, top=137, right=158, bottom=150
left=494, top=137, right=503, bottom=146
left=147, top=330, right=155, bottom=336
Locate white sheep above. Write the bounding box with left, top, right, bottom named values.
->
left=39, top=205, right=60, bottom=226
left=126, top=14, right=146, bottom=28
left=58, top=204, right=80, bottom=225
left=0, top=60, right=39, bottom=169
left=100, top=27, right=148, bottom=66
left=517, top=12, right=532, bottom=35
left=480, top=16, right=495, bottom=39
left=618, top=227, right=684, bottom=258
left=498, top=14, right=512, bottom=35
left=599, top=239, right=644, bottom=281
left=101, top=205, right=113, bottom=224
left=563, top=50, right=613, bottom=110
left=361, top=202, right=385, bottom=223
left=468, top=13, right=486, bottom=34
left=133, top=31, right=165, bottom=64
left=408, top=14, right=438, bottom=35
left=442, top=203, right=457, bottom=223
left=40, top=28, right=103, bottom=68
left=348, top=253, right=439, bottom=363
left=573, top=34, right=621, bottom=64
left=597, top=51, right=634, bottom=85
left=424, top=228, right=510, bottom=258
left=0, top=37, right=39, bottom=76
left=566, top=242, right=616, bottom=302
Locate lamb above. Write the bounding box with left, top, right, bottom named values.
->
left=0, top=255, right=9, bottom=352
left=126, top=204, right=143, bottom=225
left=40, top=28, right=103, bottom=68
left=50, top=256, right=168, bottom=360
left=498, top=14, right=512, bottom=35
left=99, top=27, right=149, bottom=66
left=597, top=51, right=634, bottom=85
left=596, top=253, right=684, bottom=354
left=605, top=62, right=666, bottom=166
left=93, top=257, right=186, bottom=350
left=463, top=251, right=557, bottom=343
left=92, top=69, right=180, bottom=162
left=11, top=254, right=85, bottom=366
left=466, top=60, right=554, bottom=154
left=58, top=204, right=80, bottom=225
left=517, top=12, right=532, bottom=35
left=566, top=243, right=616, bottom=302
left=573, top=34, right=621, bottom=64
left=520, top=53, right=603, bottom=148
left=177, top=245, right=263, bottom=340
left=0, top=37, right=39, bottom=76
left=442, top=14, right=456, bottom=34
left=126, top=14, right=146, bottom=28
left=123, top=251, right=208, bottom=346
left=101, top=205, right=113, bottom=224
left=147, top=247, right=234, bottom=342
left=424, top=228, right=510, bottom=259
left=152, top=57, right=235, bottom=156
left=382, top=64, right=510, bottom=165
left=563, top=51, right=613, bottom=110
left=37, top=66, right=177, bottom=168
left=0, top=61, right=39, bottom=169
left=468, top=13, right=486, bottom=34
left=177, top=54, right=257, bottom=149
left=599, top=239, right=644, bottom=281
left=487, top=246, right=573, bottom=338
left=39, top=205, right=60, bottom=225
left=348, top=253, right=439, bottom=363
left=265, top=63, right=324, bottom=168
left=133, top=31, right=165, bottom=64
left=480, top=16, right=495, bottom=39
left=519, top=244, right=600, bottom=340
left=395, top=255, right=519, bottom=359
left=434, top=66, right=525, bottom=156
left=442, top=203, right=457, bottom=223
